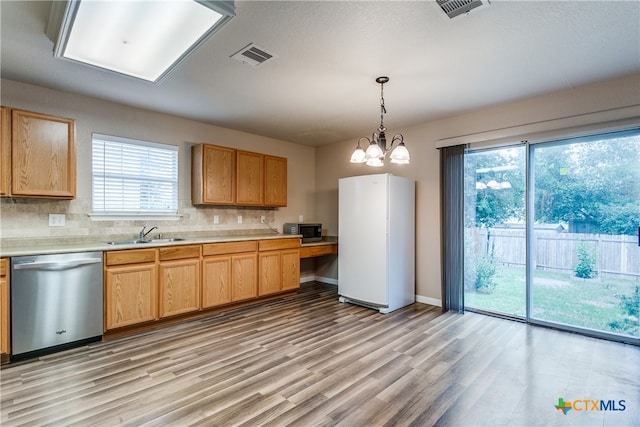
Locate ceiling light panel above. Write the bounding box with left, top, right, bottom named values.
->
left=53, top=0, right=235, bottom=83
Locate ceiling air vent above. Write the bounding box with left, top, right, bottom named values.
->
left=437, top=0, right=489, bottom=18
left=230, top=43, right=276, bottom=68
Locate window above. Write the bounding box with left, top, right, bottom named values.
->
left=92, top=134, right=178, bottom=216
left=444, top=127, right=640, bottom=345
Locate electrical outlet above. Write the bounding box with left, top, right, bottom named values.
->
left=213, top=215, right=219, bottom=224
left=237, top=215, right=243, bottom=224
left=49, top=213, right=65, bottom=227
left=298, top=215, right=304, bottom=222
left=261, top=215, right=266, bottom=223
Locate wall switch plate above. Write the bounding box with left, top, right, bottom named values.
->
left=49, top=214, right=65, bottom=227
left=298, top=215, right=304, bottom=222
left=213, top=215, right=219, bottom=224
left=261, top=215, right=266, bottom=223
left=237, top=215, right=243, bottom=224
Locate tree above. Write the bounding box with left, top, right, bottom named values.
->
left=533, top=134, right=640, bottom=236
left=465, top=133, right=640, bottom=236
left=464, top=147, right=526, bottom=230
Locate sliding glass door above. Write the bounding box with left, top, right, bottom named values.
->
left=529, top=130, right=640, bottom=341
left=463, top=129, right=640, bottom=343
left=464, top=146, right=526, bottom=317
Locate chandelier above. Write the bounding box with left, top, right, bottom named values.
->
left=349, top=76, right=410, bottom=167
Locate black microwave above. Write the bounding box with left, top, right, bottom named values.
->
left=283, top=223, right=322, bottom=243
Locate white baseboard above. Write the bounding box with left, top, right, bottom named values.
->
left=300, top=273, right=316, bottom=283
left=300, top=275, right=337, bottom=286
left=301, top=278, right=439, bottom=305
left=416, top=295, right=442, bottom=307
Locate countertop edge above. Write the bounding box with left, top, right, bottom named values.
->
left=0, top=234, right=308, bottom=257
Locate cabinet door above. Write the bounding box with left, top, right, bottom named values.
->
left=159, top=259, right=200, bottom=318
left=192, top=144, right=235, bottom=205
left=0, top=258, right=9, bottom=356
left=236, top=150, right=264, bottom=205
left=281, top=249, right=300, bottom=291
left=11, top=109, right=75, bottom=198
left=259, top=251, right=281, bottom=296
left=264, top=155, right=287, bottom=207
left=105, top=263, right=157, bottom=330
left=0, top=108, right=10, bottom=197
left=231, top=253, right=258, bottom=301
left=202, top=255, right=232, bottom=308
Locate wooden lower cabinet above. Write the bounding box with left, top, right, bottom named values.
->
left=281, top=249, right=301, bottom=291
left=259, top=251, right=281, bottom=295
left=202, top=241, right=258, bottom=308
left=159, top=245, right=201, bottom=318
left=104, top=238, right=297, bottom=335
left=0, top=258, right=10, bottom=358
left=231, top=253, right=258, bottom=301
left=105, top=249, right=158, bottom=331
left=258, top=238, right=301, bottom=296
left=202, top=255, right=232, bottom=308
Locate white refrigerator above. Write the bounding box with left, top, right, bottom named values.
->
left=338, top=173, right=415, bottom=313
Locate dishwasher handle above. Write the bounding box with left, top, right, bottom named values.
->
left=13, top=257, right=102, bottom=271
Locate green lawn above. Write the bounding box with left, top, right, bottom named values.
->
left=464, top=265, right=640, bottom=337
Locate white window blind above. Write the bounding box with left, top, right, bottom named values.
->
left=92, top=134, right=178, bottom=215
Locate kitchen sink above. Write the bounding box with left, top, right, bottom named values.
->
left=149, top=238, right=186, bottom=243
left=106, top=239, right=151, bottom=245
left=105, top=238, right=185, bottom=245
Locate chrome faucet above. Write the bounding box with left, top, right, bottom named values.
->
left=139, top=225, right=158, bottom=240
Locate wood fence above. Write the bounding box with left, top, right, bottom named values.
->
left=471, top=228, right=640, bottom=279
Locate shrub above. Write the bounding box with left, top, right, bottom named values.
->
left=609, top=286, right=639, bottom=335
left=474, top=254, right=497, bottom=294
left=574, top=240, right=596, bottom=279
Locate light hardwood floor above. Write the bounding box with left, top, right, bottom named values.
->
left=1, top=282, right=638, bottom=426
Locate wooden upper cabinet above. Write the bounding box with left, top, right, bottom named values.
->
left=264, top=155, right=287, bottom=207
left=192, top=144, right=235, bottom=205
left=236, top=150, right=264, bottom=206
left=0, top=108, right=11, bottom=197
left=191, top=143, right=287, bottom=207
left=10, top=109, right=76, bottom=198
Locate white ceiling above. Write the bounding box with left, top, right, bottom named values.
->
left=1, top=1, right=639, bottom=147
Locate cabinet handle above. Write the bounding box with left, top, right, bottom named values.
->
left=13, top=258, right=102, bottom=271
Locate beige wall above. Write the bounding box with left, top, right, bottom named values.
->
left=0, top=79, right=316, bottom=242
left=315, top=73, right=640, bottom=305
left=2, top=74, right=638, bottom=300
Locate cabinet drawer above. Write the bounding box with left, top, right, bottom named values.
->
left=203, top=240, right=257, bottom=256
left=106, top=249, right=156, bottom=266
left=259, top=238, right=300, bottom=251
left=159, top=245, right=201, bottom=261
left=299, top=244, right=337, bottom=258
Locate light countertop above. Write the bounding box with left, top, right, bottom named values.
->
left=0, top=233, right=294, bottom=257
left=0, top=234, right=338, bottom=257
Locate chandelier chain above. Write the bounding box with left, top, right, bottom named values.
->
left=379, top=82, right=386, bottom=130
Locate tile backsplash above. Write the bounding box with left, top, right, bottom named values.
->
left=0, top=197, right=279, bottom=243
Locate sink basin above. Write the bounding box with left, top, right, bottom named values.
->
left=105, top=238, right=185, bottom=245
left=106, top=239, right=152, bottom=245
left=149, top=238, right=186, bottom=243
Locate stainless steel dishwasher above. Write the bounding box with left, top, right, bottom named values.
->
left=11, top=251, right=103, bottom=358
